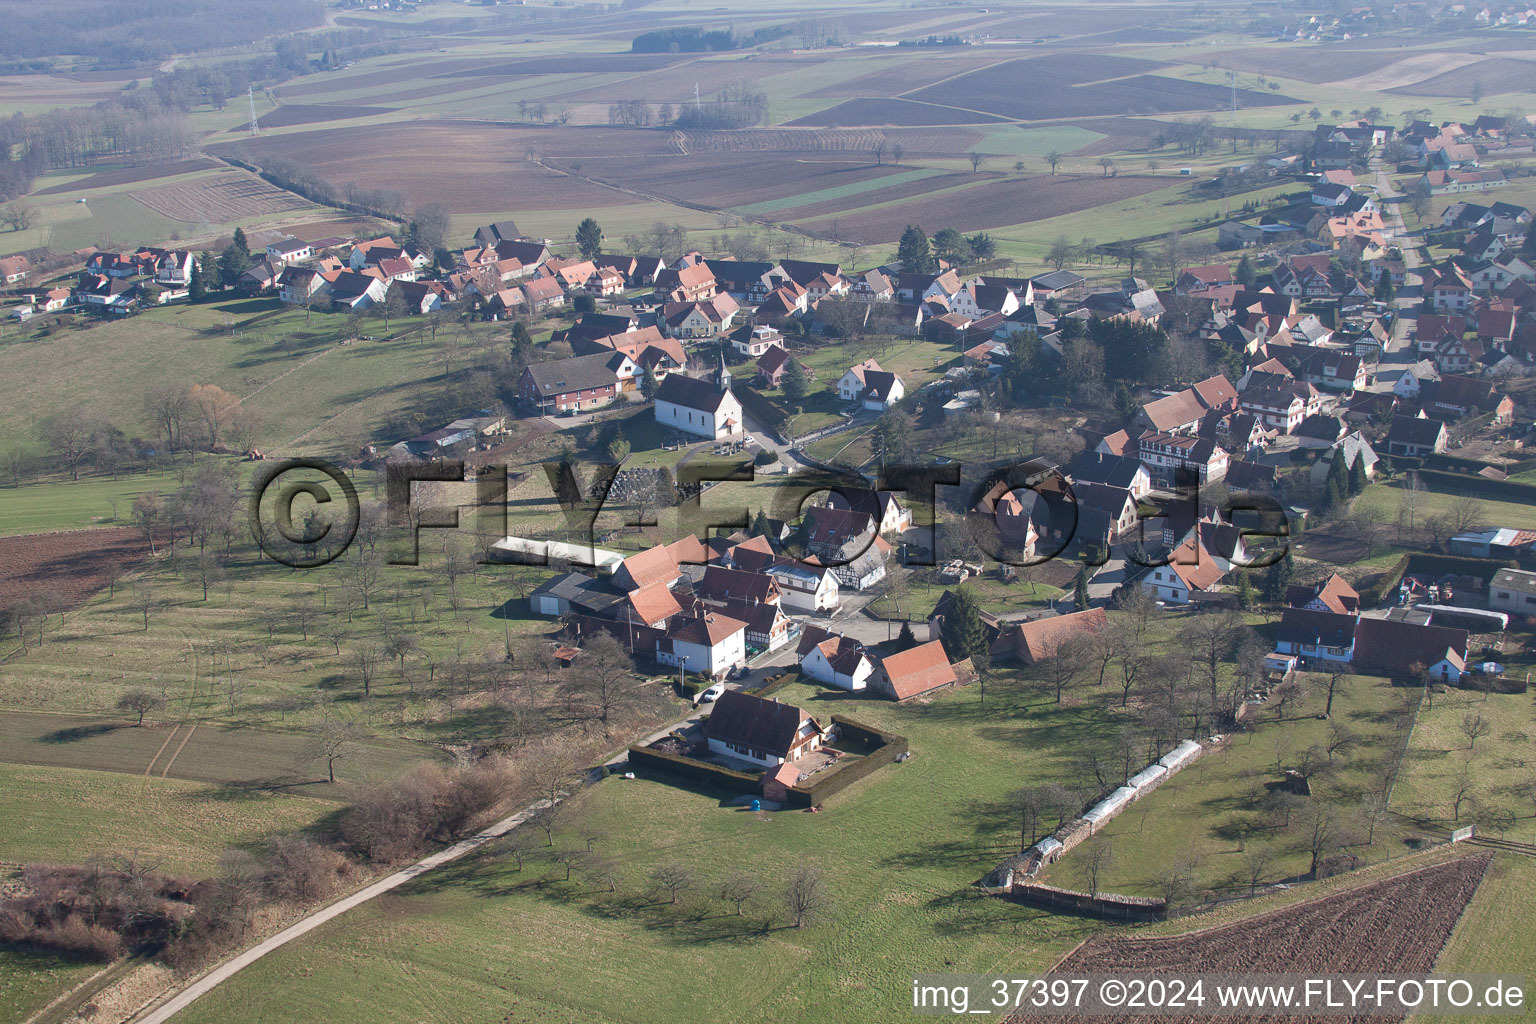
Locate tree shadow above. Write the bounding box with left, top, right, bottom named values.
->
left=40, top=722, right=125, bottom=743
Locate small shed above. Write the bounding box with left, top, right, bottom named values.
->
left=762, top=762, right=799, bottom=802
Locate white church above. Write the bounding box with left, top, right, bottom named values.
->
left=653, top=354, right=743, bottom=440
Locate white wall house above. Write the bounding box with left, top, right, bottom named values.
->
left=765, top=562, right=841, bottom=613
left=799, top=639, right=874, bottom=691
left=656, top=614, right=746, bottom=681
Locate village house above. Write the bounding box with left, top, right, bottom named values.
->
left=836, top=358, right=884, bottom=402
left=663, top=294, right=740, bottom=339
left=991, top=607, right=1108, bottom=664
left=519, top=351, right=636, bottom=414
left=278, top=267, right=325, bottom=305
left=0, top=254, right=30, bottom=284
left=326, top=271, right=387, bottom=310
left=825, top=488, right=912, bottom=536
left=1385, top=414, right=1448, bottom=457
left=657, top=612, right=747, bottom=681
left=653, top=358, right=742, bottom=439
left=730, top=324, right=784, bottom=360
left=1138, top=430, right=1229, bottom=486
left=870, top=640, right=957, bottom=701
left=1140, top=537, right=1226, bottom=605
left=1286, top=573, right=1361, bottom=615
left=655, top=263, right=717, bottom=303
left=704, top=690, right=824, bottom=767
left=801, top=505, right=887, bottom=591
left=796, top=625, right=874, bottom=691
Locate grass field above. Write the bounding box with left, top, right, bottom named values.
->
left=0, top=711, right=434, bottom=800
left=0, top=761, right=341, bottom=875
left=1391, top=686, right=1536, bottom=843
left=1353, top=479, right=1536, bottom=532
left=172, top=673, right=1124, bottom=1024
left=0, top=950, right=99, bottom=1024
left=0, top=472, right=194, bottom=536
left=1082, top=672, right=1419, bottom=897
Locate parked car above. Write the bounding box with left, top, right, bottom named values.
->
left=698, top=682, right=725, bottom=704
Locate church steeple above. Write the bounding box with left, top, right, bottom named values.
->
left=715, top=349, right=731, bottom=392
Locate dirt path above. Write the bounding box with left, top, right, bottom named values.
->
left=143, top=726, right=181, bottom=776
left=126, top=793, right=564, bottom=1024
left=159, top=722, right=198, bottom=778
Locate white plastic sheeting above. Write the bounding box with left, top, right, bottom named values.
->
left=1034, top=837, right=1063, bottom=860
left=1159, top=740, right=1202, bottom=772
left=1127, top=764, right=1167, bottom=791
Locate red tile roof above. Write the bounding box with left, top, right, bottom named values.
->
left=877, top=640, right=957, bottom=700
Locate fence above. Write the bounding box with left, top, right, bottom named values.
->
left=1009, top=882, right=1168, bottom=922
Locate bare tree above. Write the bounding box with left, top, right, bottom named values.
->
left=1450, top=763, right=1475, bottom=822
left=309, top=715, right=359, bottom=783
left=1080, top=837, right=1113, bottom=897
left=649, top=862, right=693, bottom=904
left=117, top=688, right=164, bottom=725
left=560, top=630, right=640, bottom=722
left=783, top=863, right=831, bottom=928
left=580, top=853, right=622, bottom=893
left=717, top=869, right=763, bottom=915
left=500, top=830, right=536, bottom=871
left=349, top=640, right=381, bottom=697
left=1301, top=803, right=1336, bottom=878
left=1242, top=844, right=1273, bottom=896
left=1459, top=711, right=1491, bottom=750
left=523, top=738, right=585, bottom=845
left=553, top=847, right=584, bottom=881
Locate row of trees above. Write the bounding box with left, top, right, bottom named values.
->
left=895, top=224, right=998, bottom=273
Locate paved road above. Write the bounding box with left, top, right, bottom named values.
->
left=129, top=794, right=561, bottom=1024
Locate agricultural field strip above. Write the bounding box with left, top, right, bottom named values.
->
left=729, top=167, right=947, bottom=216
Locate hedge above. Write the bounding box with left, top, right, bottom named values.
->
left=734, top=384, right=788, bottom=436
left=783, top=715, right=908, bottom=808
left=625, top=745, right=762, bottom=796
left=1412, top=469, right=1536, bottom=504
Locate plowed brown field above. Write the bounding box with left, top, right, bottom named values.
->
left=1025, top=855, right=1491, bottom=1024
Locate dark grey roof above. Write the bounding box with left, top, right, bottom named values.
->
left=1030, top=269, right=1085, bottom=291
left=705, top=689, right=817, bottom=757
left=524, top=351, right=626, bottom=397
left=1069, top=452, right=1145, bottom=490
left=656, top=372, right=732, bottom=413
left=1387, top=416, right=1447, bottom=447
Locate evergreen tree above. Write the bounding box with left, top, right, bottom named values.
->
left=896, top=224, right=933, bottom=274
left=1347, top=451, right=1367, bottom=496
left=640, top=365, right=660, bottom=400
left=1235, top=570, right=1255, bottom=610
left=231, top=227, right=249, bottom=256
left=1373, top=276, right=1395, bottom=303
left=967, top=232, right=996, bottom=259
left=1323, top=448, right=1349, bottom=510
left=931, top=227, right=971, bottom=265
left=1074, top=568, right=1091, bottom=611
left=188, top=255, right=206, bottom=302
left=751, top=508, right=770, bottom=538
left=897, top=620, right=916, bottom=649
left=575, top=217, right=604, bottom=260
left=1262, top=550, right=1295, bottom=605
left=217, top=244, right=249, bottom=288
left=509, top=320, right=532, bottom=360
left=939, top=585, right=988, bottom=661
left=1235, top=254, right=1256, bottom=287
left=780, top=357, right=809, bottom=405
